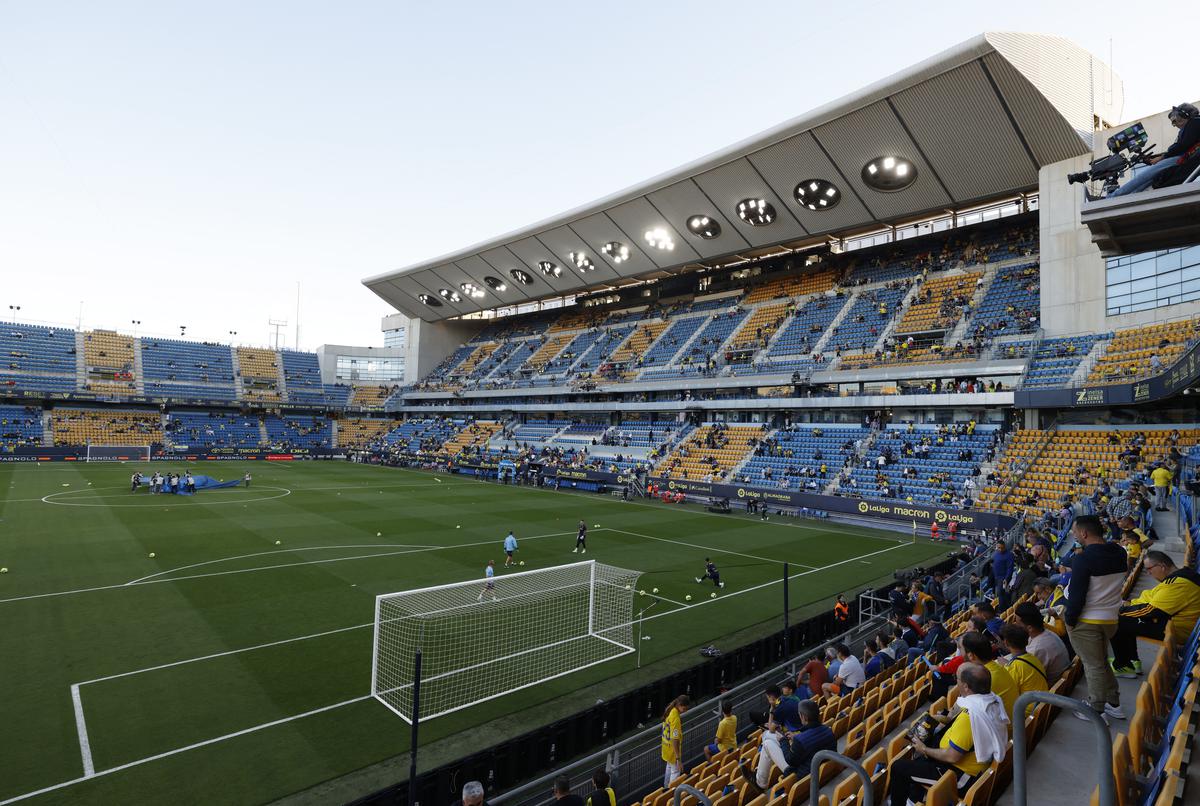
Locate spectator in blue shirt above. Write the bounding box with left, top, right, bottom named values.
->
left=741, top=700, right=837, bottom=794
left=765, top=684, right=802, bottom=731
left=992, top=543, right=1015, bottom=609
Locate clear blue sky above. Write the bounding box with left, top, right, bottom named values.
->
left=0, top=1, right=1188, bottom=349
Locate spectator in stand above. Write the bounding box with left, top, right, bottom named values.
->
left=800, top=655, right=829, bottom=694
left=822, top=644, right=865, bottom=695
left=660, top=695, right=691, bottom=789
left=452, top=781, right=489, bottom=806
left=888, top=628, right=911, bottom=663
left=992, top=542, right=1015, bottom=609
left=585, top=769, right=616, bottom=806
left=1150, top=463, right=1173, bottom=511
left=1014, top=602, right=1069, bottom=683
left=906, top=617, right=948, bottom=664
left=1064, top=514, right=1128, bottom=722
left=705, top=699, right=738, bottom=761
left=763, top=684, right=802, bottom=731
left=961, top=631, right=1019, bottom=717
left=741, top=699, right=837, bottom=795
left=551, top=775, right=585, bottom=805
left=999, top=623, right=1048, bottom=715
left=973, top=602, right=1005, bottom=637
left=887, top=663, right=1009, bottom=806
left=1110, top=551, right=1200, bottom=677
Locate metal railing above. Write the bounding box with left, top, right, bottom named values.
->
left=491, top=550, right=990, bottom=805
left=1012, top=691, right=1114, bottom=806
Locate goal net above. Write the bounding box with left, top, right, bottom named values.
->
left=85, top=444, right=151, bottom=462
left=372, top=560, right=641, bottom=723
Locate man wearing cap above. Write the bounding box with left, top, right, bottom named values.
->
left=1109, top=103, right=1200, bottom=196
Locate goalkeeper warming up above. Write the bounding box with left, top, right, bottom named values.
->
left=503, top=531, right=518, bottom=567
left=573, top=520, right=587, bottom=554
left=696, top=557, right=725, bottom=588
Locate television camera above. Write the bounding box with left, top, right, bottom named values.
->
left=1067, top=121, right=1158, bottom=197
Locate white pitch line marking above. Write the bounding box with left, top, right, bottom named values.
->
left=125, top=543, right=443, bottom=584
left=0, top=529, right=577, bottom=605
left=0, top=696, right=372, bottom=805
left=605, top=526, right=820, bottom=569
left=70, top=684, right=95, bottom=778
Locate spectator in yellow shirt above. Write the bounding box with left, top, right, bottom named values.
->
left=660, top=695, right=691, bottom=789
left=962, top=631, right=1019, bottom=718
left=1150, top=463, right=1173, bottom=510
left=999, top=624, right=1048, bottom=716
left=1120, top=531, right=1143, bottom=571
left=705, top=699, right=737, bottom=760
left=1111, top=552, right=1200, bottom=677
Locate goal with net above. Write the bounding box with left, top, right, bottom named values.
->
left=85, top=445, right=151, bottom=462
left=372, top=560, right=641, bottom=723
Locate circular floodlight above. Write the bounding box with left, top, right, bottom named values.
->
left=569, top=251, right=595, bottom=272
left=509, top=268, right=533, bottom=285
left=643, top=227, right=675, bottom=251
left=537, top=260, right=562, bottom=278
left=417, top=294, right=442, bottom=307
left=437, top=288, right=462, bottom=303
left=686, top=215, right=721, bottom=239
left=736, top=198, right=775, bottom=226
left=602, top=241, right=630, bottom=264
left=862, top=156, right=917, bottom=191
left=484, top=276, right=507, bottom=292
left=459, top=282, right=485, bottom=299
left=794, top=179, right=841, bottom=211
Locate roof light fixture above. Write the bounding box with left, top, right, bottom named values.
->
left=509, top=269, right=533, bottom=285
left=417, top=294, right=442, bottom=307
left=459, top=282, right=485, bottom=299
left=437, top=288, right=462, bottom=303
left=537, top=260, right=562, bottom=277
left=862, top=156, right=917, bottom=191
left=644, top=227, right=675, bottom=251
left=601, top=241, right=630, bottom=264
left=794, top=179, right=841, bottom=211
left=736, top=198, right=775, bottom=226
left=568, top=251, right=595, bottom=272
left=484, top=276, right=507, bottom=292
left=686, top=215, right=721, bottom=239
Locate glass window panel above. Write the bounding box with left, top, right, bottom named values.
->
left=1108, top=281, right=1131, bottom=297
left=1130, top=260, right=1158, bottom=281
left=1157, top=283, right=1182, bottom=300
left=1130, top=277, right=1156, bottom=293
left=1157, top=251, right=1183, bottom=271
left=1130, top=289, right=1156, bottom=304
left=1182, top=289, right=1200, bottom=304
left=1107, top=265, right=1131, bottom=284
left=1157, top=270, right=1182, bottom=287
left=1131, top=300, right=1156, bottom=313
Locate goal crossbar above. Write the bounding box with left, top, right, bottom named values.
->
left=371, top=560, right=641, bottom=723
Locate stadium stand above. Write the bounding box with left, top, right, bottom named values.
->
left=349, top=385, right=392, bottom=408
left=894, top=272, right=982, bottom=334
left=438, top=420, right=502, bottom=456
left=335, top=418, right=395, bottom=448
left=51, top=407, right=163, bottom=446
left=165, top=411, right=263, bottom=448
left=384, top=417, right=461, bottom=452
left=1086, top=320, right=1200, bottom=385
left=655, top=424, right=759, bottom=482
left=970, top=261, right=1041, bottom=339
left=263, top=414, right=332, bottom=449
left=1003, top=336, right=1103, bottom=388
left=0, top=404, right=44, bottom=451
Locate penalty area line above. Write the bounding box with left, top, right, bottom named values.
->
left=0, top=695, right=372, bottom=806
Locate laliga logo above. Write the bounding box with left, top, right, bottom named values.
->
left=737, top=488, right=746, bottom=498
left=934, top=510, right=948, bottom=522
left=667, top=480, right=676, bottom=490
left=858, top=501, right=870, bottom=513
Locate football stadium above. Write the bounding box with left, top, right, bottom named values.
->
left=3, top=21, right=1200, bottom=806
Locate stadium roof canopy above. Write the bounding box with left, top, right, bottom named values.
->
left=365, top=32, right=1121, bottom=322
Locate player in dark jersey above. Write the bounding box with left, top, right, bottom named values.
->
left=696, top=557, right=725, bottom=588
left=573, top=520, right=587, bottom=554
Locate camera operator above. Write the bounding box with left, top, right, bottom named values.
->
left=1109, top=103, right=1200, bottom=196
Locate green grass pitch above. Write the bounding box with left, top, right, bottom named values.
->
left=0, top=460, right=954, bottom=805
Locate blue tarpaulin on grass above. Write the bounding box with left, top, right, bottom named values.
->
left=139, top=475, right=243, bottom=495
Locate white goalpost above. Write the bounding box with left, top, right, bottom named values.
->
left=371, top=560, right=641, bottom=723
left=84, top=444, right=151, bottom=462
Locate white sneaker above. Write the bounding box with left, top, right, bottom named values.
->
left=581, top=549, right=586, bottom=554
left=695, top=577, right=703, bottom=583
left=1072, top=704, right=1109, bottom=725
left=1103, top=703, right=1126, bottom=720
left=572, top=548, right=578, bottom=553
